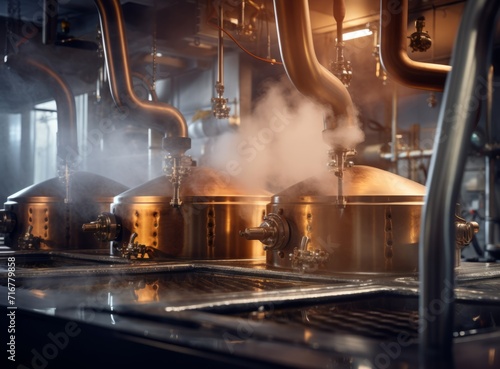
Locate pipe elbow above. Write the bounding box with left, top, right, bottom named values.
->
left=4, top=54, right=79, bottom=161
left=273, top=0, right=354, bottom=123
left=379, top=0, right=451, bottom=91
left=95, top=0, right=188, bottom=139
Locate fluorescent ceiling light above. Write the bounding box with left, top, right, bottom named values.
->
left=343, top=28, right=373, bottom=41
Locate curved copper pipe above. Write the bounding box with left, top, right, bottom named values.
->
left=94, top=0, right=187, bottom=138
left=379, top=0, right=451, bottom=91
left=273, top=0, right=354, bottom=131
left=130, top=71, right=159, bottom=102
left=5, top=54, right=78, bottom=162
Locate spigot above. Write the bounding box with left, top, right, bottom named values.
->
left=408, top=16, right=432, bottom=53
left=18, top=225, right=42, bottom=250
left=120, top=232, right=154, bottom=259
left=327, top=148, right=356, bottom=209
left=82, top=212, right=120, bottom=242
left=290, top=236, right=330, bottom=272
left=0, top=210, right=16, bottom=234
left=162, top=137, right=192, bottom=208
left=239, top=213, right=290, bottom=251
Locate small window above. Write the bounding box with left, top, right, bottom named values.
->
left=33, top=100, right=58, bottom=183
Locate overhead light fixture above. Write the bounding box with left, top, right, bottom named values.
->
left=342, top=28, right=373, bottom=41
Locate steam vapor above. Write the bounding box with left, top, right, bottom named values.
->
left=202, top=77, right=365, bottom=194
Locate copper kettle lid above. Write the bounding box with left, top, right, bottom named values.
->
left=6, top=171, right=129, bottom=204
left=114, top=166, right=272, bottom=203
left=274, top=165, right=426, bottom=198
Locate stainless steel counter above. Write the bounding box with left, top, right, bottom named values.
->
left=2, top=250, right=500, bottom=368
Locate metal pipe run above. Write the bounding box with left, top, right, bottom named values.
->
left=94, top=0, right=188, bottom=139
left=5, top=54, right=78, bottom=163
left=379, top=0, right=451, bottom=91
left=273, top=0, right=355, bottom=135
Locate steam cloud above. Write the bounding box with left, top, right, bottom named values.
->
left=201, top=77, right=365, bottom=194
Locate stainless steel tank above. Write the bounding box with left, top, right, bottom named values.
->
left=0, top=172, right=128, bottom=250
left=241, top=165, right=478, bottom=273
left=107, top=166, right=270, bottom=259
left=266, top=165, right=424, bottom=273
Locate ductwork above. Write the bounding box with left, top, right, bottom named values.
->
left=273, top=0, right=355, bottom=142
left=94, top=0, right=188, bottom=139
left=379, top=0, right=451, bottom=91
left=419, top=0, right=500, bottom=360
left=4, top=54, right=78, bottom=163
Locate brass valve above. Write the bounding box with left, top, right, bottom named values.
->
left=163, top=136, right=193, bottom=208
left=327, top=148, right=356, bottom=209
left=239, top=213, right=290, bottom=251
left=330, top=53, right=352, bottom=87
left=18, top=225, right=42, bottom=250
left=455, top=215, right=480, bottom=247
left=120, top=233, right=156, bottom=259
left=212, top=82, right=231, bottom=119
left=289, top=236, right=330, bottom=273
left=454, top=211, right=479, bottom=267
left=408, top=16, right=432, bottom=53
left=82, top=212, right=120, bottom=242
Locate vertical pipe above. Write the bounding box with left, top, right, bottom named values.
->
left=419, top=0, right=500, bottom=361
left=217, top=4, right=224, bottom=88
left=410, top=124, right=420, bottom=181
left=239, top=0, right=245, bottom=29
left=148, top=128, right=163, bottom=180
left=5, top=55, right=79, bottom=162
left=333, top=0, right=345, bottom=43
left=484, top=65, right=499, bottom=257
left=94, top=0, right=188, bottom=138
left=272, top=0, right=354, bottom=132
left=42, top=0, right=58, bottom=45
left=391, top=86, right=398, bottom=174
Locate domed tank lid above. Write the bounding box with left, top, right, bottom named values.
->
left=6, top=171, right=129, bottom=204
left=114, top=166, right=272, bottom=203
left=274, top=165, right=426, bottom=198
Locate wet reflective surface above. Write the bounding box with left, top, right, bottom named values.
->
left=2, top=249, right=500, bottom=368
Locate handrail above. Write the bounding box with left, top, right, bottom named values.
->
left=419, top=0, right=500, bottom=360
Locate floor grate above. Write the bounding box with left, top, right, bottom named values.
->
left=231, top=296, right=500, bottom=341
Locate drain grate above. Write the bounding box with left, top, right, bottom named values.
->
left=305, top=307, right=418, bottom=340
left=246, top=305, right=419, bottom=341
left=231, top=296, right=500, bottom=341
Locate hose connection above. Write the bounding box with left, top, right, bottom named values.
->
left=82, top=212, right=121, bottom=242
left=239, top=212, right=290, bottom=251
